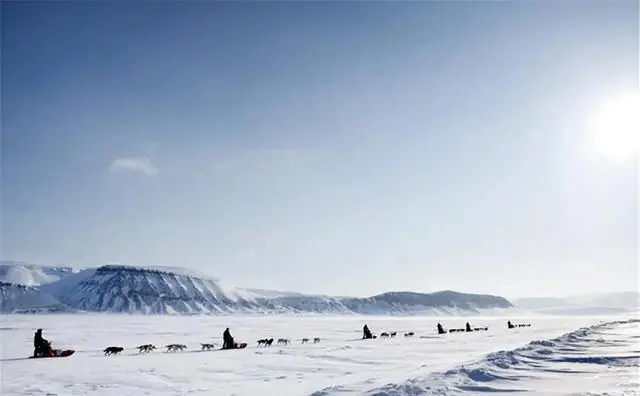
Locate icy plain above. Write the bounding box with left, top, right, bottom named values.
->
left=1, top=314, right=638, bottom=395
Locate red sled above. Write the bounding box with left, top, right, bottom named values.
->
left=29, top=349, right=75, bottom=359
left=221, top=342, right=247, bottom=350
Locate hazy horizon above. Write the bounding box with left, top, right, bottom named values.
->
left=2, top=2, right=638, bottom=298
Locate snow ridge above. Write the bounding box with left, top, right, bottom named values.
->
left=312, top=318, right=640, bottom=395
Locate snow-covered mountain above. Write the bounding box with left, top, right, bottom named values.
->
left=0, top=281, right=71, bottom=313
left=0, top=262, right=513, bottom=315
left=0, top=261, right=78, bottom=286
left=55, top=265, right=267, bottom=314
left=38, top=265, right=511, bottom=315
left=341, top=291, right=512, bottom=315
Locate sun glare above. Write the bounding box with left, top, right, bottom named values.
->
left=589, top=91, right=640, bottom=160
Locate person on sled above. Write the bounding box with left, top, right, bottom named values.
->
left=437, top=323, right=446, bottom=334
left=362, top=324, right=373, bottom=339
left=465, top=322, right=473, bottom=332
left=222, top=327, right=237, bottom=349
left=33, top=328, right=53, bottom=357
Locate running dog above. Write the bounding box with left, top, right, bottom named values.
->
left=103, top=346, right=124, bottom=356
left=166, top=344, right=187, bottom=352
left=277, top=338, right=290, bottom=345
left=313, top=337, right=320, bottom=343
left=257, top=338, right=274, bottom=347
left=201, top=343, right=216, bottom=350
left=137, top=344, right=156, bottom=353
left=301, top=338, right=309, bottom=344
left=404, top=332, right=415, bottom=337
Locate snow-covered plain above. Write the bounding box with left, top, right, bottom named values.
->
left=1, top=314, right=638, bottom=395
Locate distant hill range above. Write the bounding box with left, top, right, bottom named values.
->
left=512, top=292, right=640, bottom=316
left=0, top=261, right=512, bottom=315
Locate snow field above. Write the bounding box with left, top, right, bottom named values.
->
left=0, top=314, right=636, bottom=395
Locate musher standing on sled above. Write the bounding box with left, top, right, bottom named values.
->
left=33, top=328, right=54, bottom=357
left=362, top=324, right=373, bottom=339
left=222, top=327, right=237, bottom=349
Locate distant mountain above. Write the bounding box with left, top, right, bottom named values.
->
left=0, top=261, right=78, bottom=286
left=245, top=288, right=322, bottom=299
left=0, top=262, right=513, bottom=315
left=55, top=265, right=266, bottom=314
left=40, top=268, right=98, bottom=298
left=342, top=291, right=512, bottom=315
left=513, top=292, right=640, bottom=315
left=0, top=281, right=71, bottom=313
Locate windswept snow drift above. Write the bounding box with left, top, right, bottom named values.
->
left=313, top=318, right=640, bottom=395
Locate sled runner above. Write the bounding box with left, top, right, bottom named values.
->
left=29, top=349, right=75, bottom=358
left=222, top=342, right=247, bottom=350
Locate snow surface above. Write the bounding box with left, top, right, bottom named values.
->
left=1, top=314, right=638, bottom=395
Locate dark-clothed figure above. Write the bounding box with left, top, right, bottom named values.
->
left=465, top=322, right=472, bottom=332
left=33, top=328, right=53, bottom=357
left=222, top=328, right=236, bottom=349
left=363, top=324, right=373, bottom=339
left=507, top=320, right=515, bottom=329
left=437, top=323, right=446, bottom=334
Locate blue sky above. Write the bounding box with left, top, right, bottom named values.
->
left=2, top=1, right=638, bottom=298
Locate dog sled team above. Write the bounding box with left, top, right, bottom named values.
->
left=362, top=319, right=532, bottom=340
left=258, top=337, right=320, bottom=346
left=32, top=320, right=532, bottom=358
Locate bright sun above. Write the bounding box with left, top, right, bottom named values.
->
left=589, top=91, right=640, bottom=160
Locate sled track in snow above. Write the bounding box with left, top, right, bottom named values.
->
left=0, top=346, right=253, bottom=362
left=311, top=318, right=640, bottom=395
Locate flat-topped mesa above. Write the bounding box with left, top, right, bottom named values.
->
left=95, top=264, right=218, bottom=281
left=59, top=264, right=261, bottom=314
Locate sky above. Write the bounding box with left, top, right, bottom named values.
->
left=2, top=1, right=638, bottom=298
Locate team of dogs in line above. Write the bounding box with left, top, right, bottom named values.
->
left=102, top=321, right=531, bottom=356
left=103, top=338, right=323, bottom=356
left=103, top=333, right=410, bottom=356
